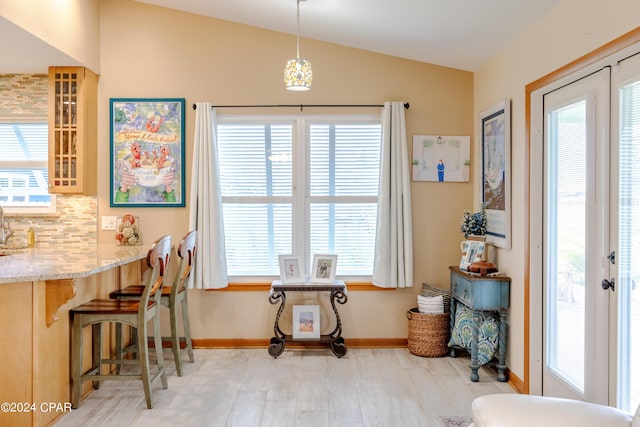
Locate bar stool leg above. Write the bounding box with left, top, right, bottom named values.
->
left=91, top=323, right=102, bottom=389
left=71, top=313, right=83, bottom=409
left=115, top=322, right=123, bottom=375
left=138, top=318, right=153, bottom=409
left=181, top=297, right=194, bottom=363
left=154, top=310, right=168, bottom=388
left=169, top=301, right=183, bottom=376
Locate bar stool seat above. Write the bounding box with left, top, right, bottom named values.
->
left=70, top=235, right=171, bottom=409
left=111, top=230, right=196, bottom=376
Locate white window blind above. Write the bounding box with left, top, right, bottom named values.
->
left=217, top=116, right=381, bottom=279
left=0, top=122, right=54, bottom=210
left=308, top=122, right=381, bottom=275
left=618, top=78, right=640, bottom=413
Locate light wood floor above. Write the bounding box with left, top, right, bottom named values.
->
left=54, top=347, right=515, bottom=427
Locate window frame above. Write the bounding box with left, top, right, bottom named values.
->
left=217, top=113, right=382, bottom=284
left=0, top=116, right=56, bottom=214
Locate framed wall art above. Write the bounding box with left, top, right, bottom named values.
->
left=311, top=254, right=337, bottom=284
left=412, top=135, right=471, bottom=182
left=110, top=98, right=186, bottom=207
left=480, top=100, right=511, bottom=248
left=278, top=254, right=305, bottom=284
left=292, top=305, right=320, bottom=339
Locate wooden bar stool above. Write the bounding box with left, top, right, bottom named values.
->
left=111, top=230, right=196, bottom=376
left=70, top=235, right=171, bottom=409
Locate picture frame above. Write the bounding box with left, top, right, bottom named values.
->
left=480, top=99, right=511, bottom=248
left=110, top=98, right=186, bottom=207
left=278, top=254, right=305, bottom=284
left=292, top=305, right=320, bottom=339
left=412, top=135, right=471, bottom=182
left=311, top=254, right=337, bottom=284
left=459, top=236, right=486, bottom=270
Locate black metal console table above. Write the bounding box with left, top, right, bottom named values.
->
left=268, top=281, right=348, bottom=358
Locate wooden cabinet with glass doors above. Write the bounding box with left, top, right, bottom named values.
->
left=48, top=67, right=98, bottom=194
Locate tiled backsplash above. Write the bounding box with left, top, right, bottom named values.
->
left=0, top=73, right=48, bottom=115
left=1, top=74, right=98, bottom=247
left=7, top=196, right=98, bottom=247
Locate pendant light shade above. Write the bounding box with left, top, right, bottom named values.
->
left=284, top=0, right=312, bottom=91
left=284, top=58, right=312, bottom=91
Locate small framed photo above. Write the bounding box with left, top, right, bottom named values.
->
left=459, top=239, right=486, bottom=270
left=311, top=254, right=337, bottom=284
left=293, top=305, right=320, bottom=339
left=278, top=254, right=305, bottom=284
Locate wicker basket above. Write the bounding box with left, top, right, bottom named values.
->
left=407, top=308, right=450, bottom=357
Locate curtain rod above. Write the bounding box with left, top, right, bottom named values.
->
left=192, top=102, right=409, bottom=111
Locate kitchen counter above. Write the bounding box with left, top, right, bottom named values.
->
left=0, top=244, right=149, bottom=427
left=0, top=244, right=149, bottom=284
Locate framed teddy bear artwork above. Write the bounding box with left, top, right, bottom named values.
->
left=110, top=98, right=185, bottom=207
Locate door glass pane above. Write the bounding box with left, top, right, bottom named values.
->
left=618, top=79, right=640, bottom=413
left=547, top=99, right=586, bottom=392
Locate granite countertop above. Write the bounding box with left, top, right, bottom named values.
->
left=0, top=244, right=149, bottom=284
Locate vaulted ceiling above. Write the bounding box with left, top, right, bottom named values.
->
left=134, top=0, right=562, bottom=71
left=0, top=0, right=561, bottom=74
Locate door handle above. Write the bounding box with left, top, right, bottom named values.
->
left=601, top=278, right=615, bottom=292
left=607, top=251, right=615, bottom=265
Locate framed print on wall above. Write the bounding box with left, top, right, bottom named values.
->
left=110, top=98, right=186, bottom=207
left=311, top=254, right=337, bottom=284
left=278, top=254, right=305, bottom=284
left=292, top=305, right=320, bottom=339
left=480, top=99, right=511, bottom=248
left=412, top=135, right=471, bottom=182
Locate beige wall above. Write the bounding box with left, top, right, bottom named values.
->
left=0, top=0, right=101, bottom=72
left=474, top=0, right=640, bottom=385
left=96, top=0, right=474, bottom=341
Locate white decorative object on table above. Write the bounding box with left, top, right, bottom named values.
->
left=116, top=214, right=142, bottom=246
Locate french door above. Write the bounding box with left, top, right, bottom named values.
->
left=539, top=50, right=640, bottom=411
left=542, top=68, right=610, bottom=403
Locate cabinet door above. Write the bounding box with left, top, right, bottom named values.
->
left=48, top=67, right=97, bottom=194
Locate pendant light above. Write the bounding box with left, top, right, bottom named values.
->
left=284, top=0, right=312, bottom=91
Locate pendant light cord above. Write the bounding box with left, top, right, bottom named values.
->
left=296, top=0, right=301, bottom=59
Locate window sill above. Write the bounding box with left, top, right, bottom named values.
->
left=206, top=281, right=396, bottom=292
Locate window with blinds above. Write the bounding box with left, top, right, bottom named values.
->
left=217, top=115, right=382, bottom=280
left=0, top=122, right=54, bottom=212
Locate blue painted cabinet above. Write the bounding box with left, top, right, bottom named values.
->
left=449, top=266, right=510, bottom=382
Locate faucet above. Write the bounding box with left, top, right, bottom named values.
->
left=0, top=205, right=13, bottom=245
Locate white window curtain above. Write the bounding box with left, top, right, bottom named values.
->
left=372, top=101, right=413, bottom=288
left=188, top=102, right=228, bottom=289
